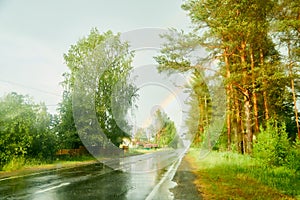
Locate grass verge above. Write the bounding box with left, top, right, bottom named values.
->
left=0, top=155, right=97, bottom=179
left=0, top=148, right=159, bottom=178
left=187, top=148, right=300, bottom=200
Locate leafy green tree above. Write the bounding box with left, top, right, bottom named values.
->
left=28, top=103, right=58, bottom=160
left=185, top=70, right=212, bottom=147
left=155, top=29, right=213, bottom=147
left=253, top=120, right=291, bottom=166
left=285, top=138, right=300, bottom=172
left=134, top=128, right=147, bottom=142
left=156, top=0, right=296, bottom=154
left=55, top=91, right=81, bottom=149
left=274, top=0, right=300, bottom=139
left=0, top=92, right=57, bottom=166
left=152, top=109, right=177, bottom=147
left=0, top=93, right=34, bottom=165
left=63, top=28, right=137, bottom=147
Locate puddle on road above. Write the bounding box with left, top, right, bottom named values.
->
left=125, top=167, right=167, bottom=199
left=152, top=178, right=177, bottom=200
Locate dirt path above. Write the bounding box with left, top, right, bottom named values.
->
left=171, top=156, right=202, bottom=200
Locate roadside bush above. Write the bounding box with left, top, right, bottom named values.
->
left=2, top=156, right=26, bottom=172
left=285, top=138, right=300, bottom=172
left=253, top=120, right=290, bottom=166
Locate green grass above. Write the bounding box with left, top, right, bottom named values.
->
left=0, top=155, right=96, bottom=172
left=128, top=147, right=161, bottom=154
left=187, top=149, right=300, bottom=200
left=1, top=156, right=27, bottom=172
left=0, top=148, right=150, bottom=174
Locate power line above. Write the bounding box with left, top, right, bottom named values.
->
left=0, top=79, right=61, bottom=97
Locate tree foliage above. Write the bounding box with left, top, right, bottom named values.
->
left=0, top=93, right=57, bottom=166
left=62, top=28, right=137, bottom=147
left=156, top=0, right=300, bottom=154
left=151, top=109, right=177, bottom=147
left=55, top=91, right=81, bottom=149
left=253, top=120, right=290, bottom=166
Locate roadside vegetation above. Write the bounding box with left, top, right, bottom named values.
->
left=0, top=30, right=141, bottom=172
left=155, top=1, right=300, bottom=199
left=186, top=122, right=300, bottom=199
left=0, top=147, right=154, bottom=173
left=0, top=155, right=96, bottom=174
left=187, top=148, right=300, bottom=200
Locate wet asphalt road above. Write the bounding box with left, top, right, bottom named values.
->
left=0, top=149, right=187, bottom=200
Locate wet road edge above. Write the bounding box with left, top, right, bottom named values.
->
left=170, top=155, right=202, bottom=200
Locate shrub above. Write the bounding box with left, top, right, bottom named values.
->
left=285, top=138, right=300, bottom=172
left=253, top=120, right=290, bottom=166
left=2, top=156, right=26, bottom=172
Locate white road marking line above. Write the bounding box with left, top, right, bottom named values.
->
left=34, top=182, right=70, bottom=194
left=145, top=146, right=190, bottom=200
left=0, top=172, right=49, bottom=182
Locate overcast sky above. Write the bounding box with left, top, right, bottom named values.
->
left=0, top=0, right=192, bottom=132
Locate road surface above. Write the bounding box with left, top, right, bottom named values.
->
left=0, top=149, right=188, bottom=200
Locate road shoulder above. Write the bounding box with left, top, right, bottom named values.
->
left=170, top=155, right=202, bottom=200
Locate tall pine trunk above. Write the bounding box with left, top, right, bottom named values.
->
left=234, top=92, right=243, bottom=153
left=250, top=47, right=259, bottom=133
left=260, top=49, right=270, bottom=120
left=225, top=48, right=232, bottom=151
left=287, top=43, right=300, bottom=139
left=241, top=41, right=253, bottom=154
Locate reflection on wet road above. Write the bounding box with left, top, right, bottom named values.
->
left=0, top=149, right=186, bottom=200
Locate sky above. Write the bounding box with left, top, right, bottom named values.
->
left=0, top=0, right=193, bottom=132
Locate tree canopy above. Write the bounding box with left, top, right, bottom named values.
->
left=62, top=28, right=138, bottom=149
left=156, top=0, right=300, bottom=153
left=0, top=92, right=57, bottom=166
